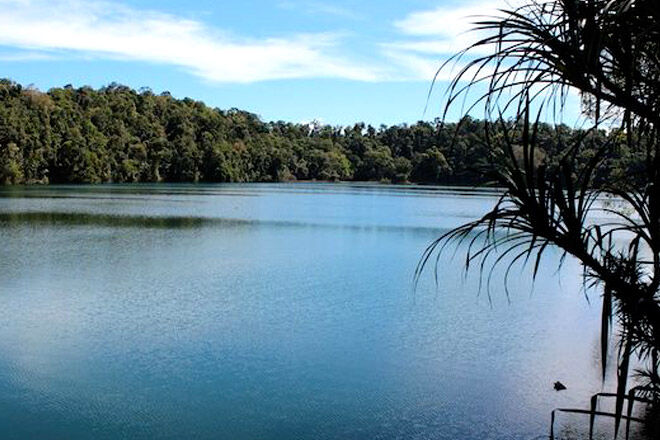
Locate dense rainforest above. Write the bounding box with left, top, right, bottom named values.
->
left=0, top=79, right=630, bottom=185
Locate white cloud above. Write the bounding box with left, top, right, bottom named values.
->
left=380, top=49, right=495, bottom=83
left=383, top=51, right=442, bottom=82
left=396, top=3, right=484, bottom=38
left=0, top=0, right=515, bottom=85
left=391, top=1, right=518, bottom=56
left=0, top=0, right=380, bottom=83
left=378, top=1, right=521, bottom=83
left=0, top=51, right=56, bottom=61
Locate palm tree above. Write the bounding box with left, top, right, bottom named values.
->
left=417, top=0, right=659, bottom=436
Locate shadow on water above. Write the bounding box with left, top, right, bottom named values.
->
left=0, top=212, right=242, bottom=229
left=0, top=211, right=453, bottom=234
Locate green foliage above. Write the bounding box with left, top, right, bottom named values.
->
left=0, top=79, right=620, bottom=186
left=0, top=142, right=23, bottom=184
left=411, top=148, right=451, bottom=183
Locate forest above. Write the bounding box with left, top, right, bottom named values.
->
left=0, top=79, right=630, bottom=186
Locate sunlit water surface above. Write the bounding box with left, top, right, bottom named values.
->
left=0, top=184, right=624, bottom=439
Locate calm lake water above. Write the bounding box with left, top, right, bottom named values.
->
left=0, top=183, right=619, bottom=439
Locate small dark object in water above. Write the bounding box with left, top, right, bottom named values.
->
left=553, top=381, right=566, bottom=391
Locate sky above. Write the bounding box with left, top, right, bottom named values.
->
left=0, top=0, right=580, bottom=126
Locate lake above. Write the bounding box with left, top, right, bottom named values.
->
left=0, top=183, right=619, bottom=439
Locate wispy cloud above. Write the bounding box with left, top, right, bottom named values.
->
left=0, top=0, right=380, bottom=83
left=0, top=0, right=514, bottom=84
left=380, top=49, right=494, bottom=84
left=395, top=2, right=494, bottom=38
left=380, top=1, right=516, bottom=81
left=390, top=1, right=521, bottom=54
left=0, top=50, right=57, bottom=62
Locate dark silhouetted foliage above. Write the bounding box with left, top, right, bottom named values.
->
left=418, top=0, right=659, bottom=436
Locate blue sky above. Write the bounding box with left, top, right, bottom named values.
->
left=0, top=0, right=579, bottom=125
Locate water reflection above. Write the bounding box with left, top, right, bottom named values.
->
left=0, top=183, right=615, bottom=439
left=0, top=212, right=238, bottom=229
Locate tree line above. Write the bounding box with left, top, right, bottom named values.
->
left=0, top=79, right=628, bottom=186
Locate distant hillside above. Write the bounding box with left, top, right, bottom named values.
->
left=0, top=80, right=625, bottom=185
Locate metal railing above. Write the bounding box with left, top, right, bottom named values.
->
left=549, top=386, right=656, bottom=440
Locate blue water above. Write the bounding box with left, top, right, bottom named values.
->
left=0, top=184, right=615, bottom=439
